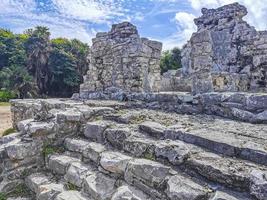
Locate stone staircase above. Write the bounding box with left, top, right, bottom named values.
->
left=1, top=99, right=267, bottom=199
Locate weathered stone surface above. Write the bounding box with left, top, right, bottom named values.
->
left=55, top=191, right=88, bottom=200
left=79, top=22, right=162, bottom=97
left=64, top=162, right=94, bottom=187
left=125, top=158, right=173, bottom=189
left=211, top=190, right=251, bottom=200
left=64, top=138, right=90, bottom=153
left=250, top=170, right=267, bottom=200
left=165, top=175, right=209, bottom=200
left=84, top=121, right=109, bottom=142
left=111, top=185, right=150, bottom=200
left=181, top=3, right=267, bottom=93
left=186, top=151, right=253, bottom=189
left=37, top=183, right=65, bottom=200
left=48, top=155, right=80, bottom=175
left=5, top=141, right=42, bottom=160
left=123, top=137, right=155, bottom=158
left=165, top=123, right=267, bottom=165
left=139, top=121, right=165, bottom=139
left=100, top=151, right=131, bottom=175
left=25, top=173, right=51, bottom=194
left=83, top=172, right=116, bottom=200
left=105, top=127, right=132, bottom=150
left=154, top=140, right=190, bottom=165
left=82, top=142, right=106, bottom=164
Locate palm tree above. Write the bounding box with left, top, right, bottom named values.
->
left=25, top=26, right=51, bottom=95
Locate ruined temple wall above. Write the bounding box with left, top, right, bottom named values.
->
left=79, top=22, right=162, bottom=98
left=181, top=3, right=267, bottom=94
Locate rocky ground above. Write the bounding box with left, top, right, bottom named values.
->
left=0, top=103, right=11, bottom=136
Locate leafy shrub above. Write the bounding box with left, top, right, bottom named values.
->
left=160, top=47, right=182, bottom=74
left=0, top=90, right=16, bottom=102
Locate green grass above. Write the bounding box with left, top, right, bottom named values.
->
left=42, top=145, right=64, bottom=157
left=0, top=102, right=10, bottom=106
left=8, top=184, right=29, bottom=197
left=2, top=128, right=16, bottom=136
left=0, top=193, right=7, bottom=200
left=66, top=182, right=78, bottom=190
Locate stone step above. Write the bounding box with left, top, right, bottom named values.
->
left=63, top=138, right=256, bottom=200
left=25, top=173, right=66, bottom=200
left=55, top=191, right=90, bottom=200
left=80, top=121, right=266, bottom=198
left=45, top=152, right=154, bottom=200
left=122, top=134, right=267, bottom=193
left=46, top=154, right=118, bottom=199
left=25, top=173, right=92, bottom=200
left=139, top=121, right=267, bottom=166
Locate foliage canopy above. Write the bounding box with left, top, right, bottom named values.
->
left=0, top=26, right=89, bottom=99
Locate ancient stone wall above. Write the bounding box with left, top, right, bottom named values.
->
left=79, top=22, right=162, bottom=98
left=181, top=3, right=267, bottom=93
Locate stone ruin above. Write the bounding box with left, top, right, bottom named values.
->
left=181, top=3, right=267, bottom=94
left=1, top=3, right=267, bottom=200
left=79, top=22, right=162, bottom=99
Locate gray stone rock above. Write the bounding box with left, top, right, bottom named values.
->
left=25, top=173, right=51, bottom=193
left=111, top=185, right=150, bottom=200
left=155, top=140, right=190, bottom=165
left=83, top=172, right=116, bottom=200
left=5, top=141, right=42, bottom=160
left=84, top=121, right=109, bottom=142
left=123, top=137, right=155, bottom=158
left=37, top=183, right=65, bottom=200
left=165, top=175, right=209, bottom=200
left=64, top=138, right=90, bottom=153
left=139, top=121, right=166, bottom=139
left=211, top=190, right=251, bottom=200
left=48, top=155, right=80, bottom=175
left=105, top=128, right=132, bottom=150
left=64, top=162, right=94, bottom=187
left=125, top=158, right=173, bottom=189
left=55, top=191, right=88, bottom=200
left=100, top=151, right=132, bottom=175
left=250, top=170, right=267, bottom=200
left=82, top=142, right=106, bottom=164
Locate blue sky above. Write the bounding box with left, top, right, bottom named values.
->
left=1, top=0, right=267, bottom=50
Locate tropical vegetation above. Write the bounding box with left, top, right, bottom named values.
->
left=160, top=47, right=182, bottom=74
left=0, top=26, right=89, bottom=101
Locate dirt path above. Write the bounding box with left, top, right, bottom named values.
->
left=0, top=105, right=12, bottom=136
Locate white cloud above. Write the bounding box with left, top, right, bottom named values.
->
left=0, top=0, right=128, bottom=45
left=0, top=0, right=36, bottom=14
left=52, top=0, right=124, bottom=23
left=162, top=12, right=196, bottom=50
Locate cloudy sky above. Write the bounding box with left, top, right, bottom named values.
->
left=1, top=0, right=267, bottom=50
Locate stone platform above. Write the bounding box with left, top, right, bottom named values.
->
left=0, top=97, right=266, bottom=199
left=73, top=91, right=267, bottom=124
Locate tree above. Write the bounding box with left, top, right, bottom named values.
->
left=160, top=47, right=182, bottom=74
left=0, top=26, right=89, bottom=99
left=48, top=48, right=80, bottom=97
left=25, top=26, right=51, bottom=95
left=0, top=65, right=36, bottom=98
left=70, top=39, right=90, bottom=76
